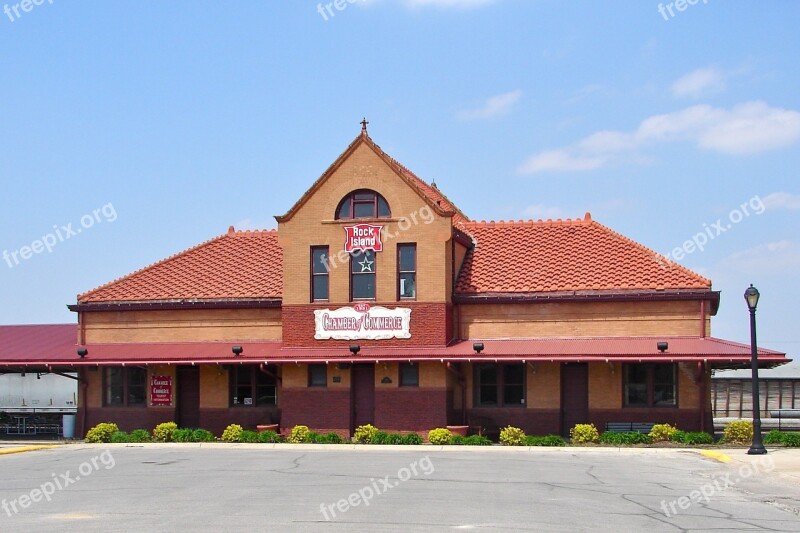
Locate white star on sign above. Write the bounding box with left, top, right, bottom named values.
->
left=359, top=257, right=374, bottom=272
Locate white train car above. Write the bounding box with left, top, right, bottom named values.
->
left=0, top=372, right=77, bottom=413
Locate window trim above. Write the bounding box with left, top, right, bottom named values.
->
left=350, top=250, right=376, bottom=301
left=308, top=364, right=328, bottom=388
left=474, top=363, right=526, bottom=408
left=229, top=365, right=278, bottom=408
left=310, top=246, right=330, bottom=302
left=397, top=243, right=417, bottom=301
left=399, top=362, right=419, bottom=387
left=335, top=189, right=391, bottom=220
left=622, top=363, right=678, bottom=408
left=103, top=367, right=147, bottom=407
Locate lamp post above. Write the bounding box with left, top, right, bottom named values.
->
left=745, top=284, right=767, bottom=455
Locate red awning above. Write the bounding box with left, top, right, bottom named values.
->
left=0, top=325, right=789, bottom=370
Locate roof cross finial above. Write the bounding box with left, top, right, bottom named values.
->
left=360, top=117, right=369, bottom=134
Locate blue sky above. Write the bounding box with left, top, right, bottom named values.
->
left=1, top=1, right=798, bottom=375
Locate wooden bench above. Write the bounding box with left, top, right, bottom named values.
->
left=605, top=422, right=654, bottom=434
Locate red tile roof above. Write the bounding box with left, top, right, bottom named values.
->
left=456, top=214, right=711, bottom=294
left=78, top=228, right=282, bottom=303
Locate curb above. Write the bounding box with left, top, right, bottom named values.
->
left=0, top=445, right=59, bottom=456
left=700, top=450, right=732, bottom=463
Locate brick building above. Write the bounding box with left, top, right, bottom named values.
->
left=1, top=125, right=791, bottom=438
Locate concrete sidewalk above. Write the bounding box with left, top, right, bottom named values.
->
left=701, top=446, right=800, bottom=484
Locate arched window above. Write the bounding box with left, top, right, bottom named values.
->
left=335, top=189, right=391, bottom=220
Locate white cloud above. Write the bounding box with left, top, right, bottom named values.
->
left=517, top=149, right=606, bottom=174
left=721, top=241, right=800, bottom=273
left=763, top=192, right=800, bottom=210
left=457, top=89, right=522, bottom=120
left=671, top=67, right=727, bottom=99
left=518, top=101, right=800, bottom=174
left=522, top=204, right=565, bottom=220
left=404, top=0, right=495, bottom=7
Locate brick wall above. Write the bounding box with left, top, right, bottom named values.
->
left=374, top=388, right=448, bottom=431
left=280, top=388, right=351, bottom=434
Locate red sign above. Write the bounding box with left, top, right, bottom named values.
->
left=151, top=375, right=173, bottom=406
left=344, top=224, right=383, bottom=253
left=353, top=303, right=371, bottom=313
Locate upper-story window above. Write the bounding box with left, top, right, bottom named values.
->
left=336, top=189, right=391, bottom=219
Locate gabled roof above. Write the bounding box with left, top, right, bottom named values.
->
left=276, top=131, right=470, bottom=226
left=455, top=214, right=712, bottom=295
left=77, top=228, right=282, bottom=303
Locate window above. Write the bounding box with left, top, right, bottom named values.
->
left=475, top=363, right=525, bottom=407
left=311, top=246, right=329, bottom=301
left=399, top=363, right=419, bottom=387
left=104, top=367, right=146, bottom=407
left=351, top=250, right=376, bottom=300
left=336, top=189, right=391, bottom=220
left=624, top=363, right=677, bottom=407
left=230, top=366, right=277, bottom=407
left=308, top=364, right=327, bottom=387
left=398, top=244, right=416, bottom=299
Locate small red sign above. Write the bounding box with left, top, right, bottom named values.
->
left=344, top=224, right=383, bottom=253
left=151, top=375, right=173, bottom=406
left=353, top=303, right=371, bottom=313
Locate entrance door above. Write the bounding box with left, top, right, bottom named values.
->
left=177, top=366, right=200, bottom=428
left=352, top=364, right=375, bottom=430
left=561, top=363, right=589, bottom=437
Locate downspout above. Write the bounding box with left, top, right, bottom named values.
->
left=699, top=300, right=706, bottom=338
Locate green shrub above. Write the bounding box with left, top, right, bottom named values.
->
left=370, top=431, right=390, bottom=444
left=427, top=428, right=453, bottom=445
left=287, top=425, right=311, bottom=444
left=763, top=430, right=784, bottom=445
left=221, top=424, right=244, bottom=443
left=353, top=424, right=379, bottom=444
left=85, top=422, right=120, bottom=443
left=723, top=420, right=754, bottom=445
left=570, top=423, right=600, bottom=444
left=782, top=433, right=800, bottom=447
left=600, top=431, right=652, bottom=445
left=649, top=424, right=679, bottom=443
left=312, top=432, right=344, bottom=444
left=193, top=429, right=215, bottom=442
left=172, top=428, right=195, bottom=442
left=464, top=434, right=493, bottom=446
left=110, top=431, right=129, bottom=443
left=523, top=435, right=567, bottom=447
left=256, top=430, right=281, bottom=443
left=499, top=426, right=526, bottom=446
left=238, top=430, right=260, bottom=443
left=129, top=429, right=151, bottom=443
left=152, top=422, right=178, bottom=442
left=400, top=433, right=423, bottom=445
left=671, top=431, right=714, bottom=445
left=452, top=434, right=493, bottom=446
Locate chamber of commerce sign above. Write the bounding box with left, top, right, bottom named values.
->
left=150, top=375, right=173, bottom=406
left=314, top=304, right=411, bottom=340
left=344, top=224, right=383, bottom=253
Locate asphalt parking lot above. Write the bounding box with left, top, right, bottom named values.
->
left=1, top=444, right=799, bottom=532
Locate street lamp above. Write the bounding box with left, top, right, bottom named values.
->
left=745, top=284, right=767, bottom=455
